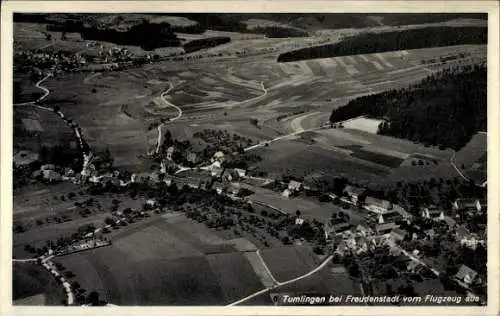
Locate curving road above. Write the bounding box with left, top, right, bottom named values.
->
left=450, top=151, right=487, bottom=188
left=227, top=255, right=333, bottom=306
left=155, top=82, right=182, bottom=154
left=14, top=73, right=52, bottom=107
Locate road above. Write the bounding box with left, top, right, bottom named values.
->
left=450, top=151, right=486, bottom=188
left=14, top=73, right=52, bottom=107
left=227, top=255, right=333, bottom=306
left=156, top=82, right=183, bottom=154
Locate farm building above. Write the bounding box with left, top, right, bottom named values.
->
left=392, top=204, right=413, bottom=221
left=443, top=215, right=457, bottom=229
left=282, top=180, right=303, bottom=197
left=455, top=225, right=471, bottom=241
left=166, top=146, right=176, bottom=160
left=389, top=228, right=408, bottom=242
left=324, top=218, right=351, bottom=239
left=420, top=206, right=444, bottom=221
left=234, top=168, right=247, bottom=178
left=342, top=185, right=366, bottom=204
left=454, top=265, right=478, bottom=288
left=377, top=211, right=403, bottom=224
left=42, top=170, right=62, bottom=183
left=374, top=222, right=399, bottom=235
left=453, top=198, right=486, bottom=213
left=364, top=197, right=392, bottom=214
left=212, top=151, right=226, bottom=163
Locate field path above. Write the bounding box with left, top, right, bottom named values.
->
left=14, top=73, right=52, bottom=107
left=450, top=151, right=487, bottom=188
left=155, top=82, right=182, bottom=153
left=227, top=255, right=333, bottom=306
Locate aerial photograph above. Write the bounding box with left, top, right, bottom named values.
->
left=11, top=12, right=488, bottom=307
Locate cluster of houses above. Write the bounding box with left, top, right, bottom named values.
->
left=14, top=49, right=87, bottom=73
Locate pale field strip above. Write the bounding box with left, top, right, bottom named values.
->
left=297, top=62, right=315, bottom=77
left=342, top=116, right=385, bottom=134
left=243, top=252, right=276, bottom=288
left=289, top=111, right=322, bottom=133
left=359, top=55, right=370, bottom=62
left=336, top=56, right=349, bottom=67
left=279, top=63, right=298, bottom=75
left=319, top=57, right=338, bottom=68
left=346, top=55, right=358, bottom=64
left=316, top=128, right=372, bottom=145
left=13, top=293, right=46, bottom=306
left=374, top=52, right=394, bottom=68
left=344, top=64, right=360, bottom=75
left=312, top=135, right=355, bottom=155
left=371, top=60, right=384, bottom=70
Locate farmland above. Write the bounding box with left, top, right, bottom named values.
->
left=57, top=213, right=265, bottom=305
left=12, top=12, right=489, bottom=307
left=13, top=262, right=65, bottom=305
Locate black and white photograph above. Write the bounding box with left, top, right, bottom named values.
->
left=2, top=1, right=499, bottom=313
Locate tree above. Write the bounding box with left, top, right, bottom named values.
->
left=87, top=291, right=100, bottom=306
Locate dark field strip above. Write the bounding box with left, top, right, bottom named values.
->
left=350, top=148, right=405, bottom=168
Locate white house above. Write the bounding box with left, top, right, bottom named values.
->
left=421, top=206, right=444, bottom=221
left=364, top=197, right=392, bottom=214
left=343, top=185, right=366, bottom=204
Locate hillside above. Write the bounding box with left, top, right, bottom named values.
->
left=277, top=27, right=487, bottom=62
left=329, top=64, right=487, bottom=151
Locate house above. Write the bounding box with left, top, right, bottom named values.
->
left=392, top=204, right=413, bottom=221
left=443, top=215, right=457, bottom=229
left=377, top=211, right=403, bottom=224
left=343, top=185, right=366, bottom=204
left=424, top=228, right=436, bottom=239
left=421, top=206, right=444, bottom=221
left=43, top=170, right=62, bottom=183
left=212, top=151, right=225, bottom=163
left=375, top=222, right=399, bottom=235
left=364, top=197, right=392, bottom=214
left=234, top=168, right=247, bottom=178
left=295, top=217, right=305, bottom=226
left=390, top=228, right=408, bottom=242
left=166, top=146, right=175, bottom=160
left=211, top=167, right=224, bottom=179
left=355, top=224, right=373, bottom=236
left=186, top=152, right=198, bottom=164
left=325, top=218, right=351, bottom=239
left=460, top=234, right=485, bottom=250
left=455, top=225, right=470, bottom=241
left=407, top=261, right=420, bottom=273
left=454, top=265, right=478, bottom=288
left=283, top=180, right=303, bottom=197
left=453, top=198, right=485, bottom=213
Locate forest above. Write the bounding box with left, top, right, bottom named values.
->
left=329, top=64, right=487, bottom=150
left=183, top=37, right=231, bottom=53
left=277, top=27, right=487, bottom=62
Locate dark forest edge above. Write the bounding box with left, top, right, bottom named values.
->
left=329, top=64, right=487, bottom=151
left=277, top=27, right=487, bottom=62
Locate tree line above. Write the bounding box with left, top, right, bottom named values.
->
left=277, top=26, right=487, bottom=62
left=330, top=64, right=486, bottom=150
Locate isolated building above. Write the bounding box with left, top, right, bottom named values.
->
left=343, top=185, right=366, bottom=204
left=364, top=197, right=392, bottom=214
left=455, top=265, right=478, bottom=288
